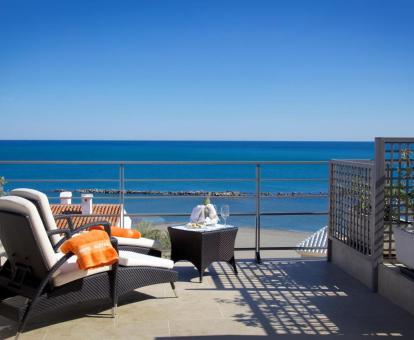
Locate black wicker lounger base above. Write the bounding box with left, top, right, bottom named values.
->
left=0, top=263, right=178, bottom=338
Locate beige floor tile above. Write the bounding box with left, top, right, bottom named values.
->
left=170, top=318, right=267, bottom=337
left=5, top=327, right=47, bottom=340
left=44, top=319, right=170, bottom=340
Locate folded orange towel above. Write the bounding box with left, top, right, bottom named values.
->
left=60, top=230, right=118, bottom=270
left=89, top=225, right=141, bottom=239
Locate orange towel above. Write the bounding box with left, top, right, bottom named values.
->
left=89, top=225, right=141, bottom=239
left=60, top=230, right=118, bottom=270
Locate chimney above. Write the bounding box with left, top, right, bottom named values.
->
left=60, top=191, right=72, bottom=205
left=81, top=193, right=93, bottom=215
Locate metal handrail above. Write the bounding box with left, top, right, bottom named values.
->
left=0, top=159, right=330, bottom=262
left=56, top=211, right=328, bottom=218
left=6, top=177, right=328, bottom=183
left=0, top=160, right=328, bottom=165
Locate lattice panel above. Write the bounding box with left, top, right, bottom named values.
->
left=329, top=160, right=374, bottom=255
left=383, top=141, right=414, bottom=259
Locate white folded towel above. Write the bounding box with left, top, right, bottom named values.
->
left=205, top=204, right=217, bottom=218
left=190, top=204, right=220, bottom=225
left=190, top=205, right=205, bottom=223
left=204, top=216, right=219, bottom=225
left=204, top=204, right=219, bottom=225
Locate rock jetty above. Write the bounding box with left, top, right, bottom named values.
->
left=53, top=188, right=327, bottom=198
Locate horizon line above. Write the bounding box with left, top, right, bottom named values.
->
left=0, top=139, right=374, bottom=143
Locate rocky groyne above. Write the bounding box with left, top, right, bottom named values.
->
left=54, top=188, right=328, bottom=198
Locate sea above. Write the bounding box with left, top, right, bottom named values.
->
left=0, top=140, right=374, bottom=235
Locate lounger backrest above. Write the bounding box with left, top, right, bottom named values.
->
left=10, top=188, right=60, bottom=246
left=0, top=196, right=57, bottom=280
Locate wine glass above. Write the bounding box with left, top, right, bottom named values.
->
left=220, top=205, right=230, bottom=227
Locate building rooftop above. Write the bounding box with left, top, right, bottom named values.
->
left=50, top=204, right=121, bottom=228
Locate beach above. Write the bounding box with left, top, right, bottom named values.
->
left=237, top=227, right=314, bottom=258
left=150, top=224, right=317, bottom=259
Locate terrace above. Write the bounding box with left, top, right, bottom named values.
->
left=1, top=137, right=414, bottom=339
left=1, top=260, right=414, bottom=339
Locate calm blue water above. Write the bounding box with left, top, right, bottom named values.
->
left=0, top=140, right=374, bottom=233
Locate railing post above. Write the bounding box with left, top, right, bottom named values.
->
left=371, top=138, right=385, bottom=291
left=119, top=163, right=125, bottom=228
left=327, top=161, right=333, bottom=262
left=255, top=164, right=262, bottom=264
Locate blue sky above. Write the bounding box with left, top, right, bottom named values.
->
left=0, top=0, right=413, bottom=141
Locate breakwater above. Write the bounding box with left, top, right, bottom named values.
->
left=54, top=188, right=328, bottom=198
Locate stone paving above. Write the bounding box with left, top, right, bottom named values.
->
left=1, top=258, right=414, bottom=339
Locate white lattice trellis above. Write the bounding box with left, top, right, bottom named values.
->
left=329, top=160, right=375, bottom=256
left=378, top=138, right=414, bottom=259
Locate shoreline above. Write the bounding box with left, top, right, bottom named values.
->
left=141, top=221, right=320, bottom=235
left=146, top=224, right=317, bottom=259
left=151, top=223, right=314, bottom=234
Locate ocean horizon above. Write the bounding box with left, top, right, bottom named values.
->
left=0, top=140, right=374, bottom=234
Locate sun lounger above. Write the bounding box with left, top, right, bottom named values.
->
left=10, top=189, right=162, bottom=257
left=0, top=196, right=178, bottom=339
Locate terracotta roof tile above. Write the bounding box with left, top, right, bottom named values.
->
left=50, top=204, right=121, bottom=229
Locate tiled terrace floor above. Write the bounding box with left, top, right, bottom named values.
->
left=1, top=258, right=414, bottom=339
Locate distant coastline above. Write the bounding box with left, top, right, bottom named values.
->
left=53, top=188, right=328, bottom=198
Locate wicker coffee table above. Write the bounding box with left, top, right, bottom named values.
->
left=168, top=225, right=238, bottom=282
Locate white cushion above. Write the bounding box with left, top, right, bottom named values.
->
left=118, top=251, right=174, bottom=269
left=10, top=188, right=61, bottom=246
left=115, top=236, right=161, bottom=250
left=53, top=253, right=111, bottom=287
left=10, top=189, right=161, bottom=251
left=0, top=196, right=57, bottom=270
left=52, top=251, right=173, bottom=286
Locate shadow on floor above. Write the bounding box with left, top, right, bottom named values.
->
left=157, top=336, right=410, bottom=340
left=1, top=259, right=414, bottom=339
left=181, top=258, right=414, bottom=338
